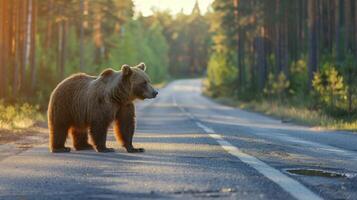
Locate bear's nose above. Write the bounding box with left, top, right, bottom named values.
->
left=152, top=90, right=158, bottom=98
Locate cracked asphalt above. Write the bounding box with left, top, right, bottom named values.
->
left=0, top=79, right=356, bottom=200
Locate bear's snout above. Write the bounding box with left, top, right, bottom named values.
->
left=152, top=90, right=158, bottom=98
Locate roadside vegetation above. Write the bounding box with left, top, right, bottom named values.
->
left=206, top=1, right=357, bottom=131
left=204, top=82, right=356, bottom=131
left=0, top=102, right=43, bottom=130
left=0, top=101, right=44, bottom=144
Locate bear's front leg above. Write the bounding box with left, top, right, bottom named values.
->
left=89, top=122, right=115, bottom=153
left=114, top=103, right=144, bottom=153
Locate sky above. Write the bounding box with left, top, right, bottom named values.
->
left=133, top=0, right=214, bottom=16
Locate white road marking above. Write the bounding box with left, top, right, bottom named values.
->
left=172, top=95, right=178, bottom=106
left=207, top=133, right=322, bottom=200
left=172, top=94, right=322, bottom=200
left=195, top=122, right=215, bottom=134
left=172, top=95, right=196, bottom=120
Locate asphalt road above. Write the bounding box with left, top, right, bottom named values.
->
left=0, top=79, right=356, bottom=200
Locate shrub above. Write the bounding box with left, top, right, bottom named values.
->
left=207, top=52, right=237, bottom=97
left=312, top=64, right=347, bottom=109
left=0, top=102, right=43, bottom=130
left=263, top=72, right=290, bottom=101
left=289, top=58, right=308, bottom=96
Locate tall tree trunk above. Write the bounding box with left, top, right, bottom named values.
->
left=238, top=30, right=245, bottom=88
left=189, top=39, right=196, bottom=74
left=3, top=0, right=11, bottom=99
left=355, top=0, right=357, bottom=60
left=233, top=0, right=243, bottom=89
left=24, top=0, right=33, bottom=74
left=20, top=0, right=29, bottom=93
left=301, top=0, right=309, bottom=52
left=79, top=0, right=84, bottom=71
left=297, top=0, right=305, bottom=57
left=350, top=0, right=357, bottom=113
left=0, top=0, right=4, bottom=98
left=282, top=1, right=288, bottom=77
left=275, top=0, right=281, bottom=74
left=335, top=0, right=343, bottom=63
left=93, top=13, right=103, bottom=65
left=13, top=0, right=21, bottom=98
left=291, top=0, right=300, bottom=61
left=58, top=19, right=68, bottom=81
left=45, top=0, right=53, bottom=49
left=250, top=41, right=256, bottom=91
left=316, top=0, right=322, bottom=68
left=257, top=27, right=267, bottom=91
left=344, top=0, right=351, bottom=52
left=30, top=0, right=38, bottom=92
left=326, top=0, right=334, bottom=53
left=62, top=20, right=68, bottom=80
left=308, top=0, right=318, bottom=90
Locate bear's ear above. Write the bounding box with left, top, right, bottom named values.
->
left=137, top=62, right=146, bottom=71
left=121, top=64, right=132, bottom=78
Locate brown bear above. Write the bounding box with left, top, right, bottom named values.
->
left=47, top=63, right=157, bottom=153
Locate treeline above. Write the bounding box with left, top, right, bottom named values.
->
left=149, top=4, right=211, bottom=77
left=1, top=0, right=135, bottom=103
left=207, top=0, right=357, bottom=116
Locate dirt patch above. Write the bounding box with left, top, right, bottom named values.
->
left=0, top=129, right=20, bottom=144
left=0, top=122, right=48, bottom=161
left=0, top=121, right=48, bottom=145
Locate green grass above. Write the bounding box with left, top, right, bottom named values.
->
left=0, top=102, right=44, bottom=130
left=215, top=97, right=356, bottom=132
left=202, top=80, right=357, bottom=132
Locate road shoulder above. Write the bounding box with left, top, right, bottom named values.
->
left=0, top=123, right=48, bottom=161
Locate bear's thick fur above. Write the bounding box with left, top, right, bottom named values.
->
left=47, top=63, right=157, bottom=153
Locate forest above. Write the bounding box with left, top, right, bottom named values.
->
left=207, top=0, right=357, bottom=126
left=0, top=0, right=210, bottom=105
left=0, top=0, right=356, bottom=130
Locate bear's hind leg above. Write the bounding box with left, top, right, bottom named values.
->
left=50, top=126, right=71, bottom=153
left=70, top=128, right=93, bottom=151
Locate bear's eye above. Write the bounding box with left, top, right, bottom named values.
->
left=141, top=81, right=147, bottom=86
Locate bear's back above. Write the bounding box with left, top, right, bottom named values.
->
left=51, top=73, right=94, bottom=99
left=48, top=73, right=96, bottom=120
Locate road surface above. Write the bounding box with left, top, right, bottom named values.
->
left=0, top=79, right=356, bottom=200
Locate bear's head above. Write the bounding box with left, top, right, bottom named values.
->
left=121, top=63, right=158, bottom=100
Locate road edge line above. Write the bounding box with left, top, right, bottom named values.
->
left=201, top=123, right=323, bottom=200
left=172, top=95, right=322, bottom=200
